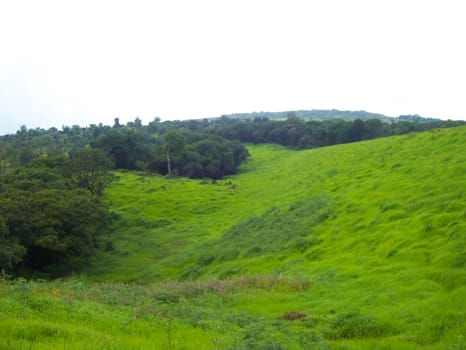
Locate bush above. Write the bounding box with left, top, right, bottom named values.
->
left=325, top=311, right=393, bottom=339
left=197, top=255, right=215, bottom=266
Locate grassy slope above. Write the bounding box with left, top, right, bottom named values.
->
left=2, top=126, right=465, bottom=349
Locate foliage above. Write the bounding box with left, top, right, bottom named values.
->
left=1, top=110, right=462, bottom=180
left=90, top=129, right=249, bottom=179
left=207, top=115, right=465, bottom=149
left=67, top=148, right=114, bottom=195
left=163, top=131, right=187, bottom=176
left=0, top=123, right=465, bottom=348
left=92, top=129, right=154, bottom=170
left=0, top=216, right=26, bottom=270
left=0, top=157, right=112, bottom=275
left=184, top=136, right=249, bottom=179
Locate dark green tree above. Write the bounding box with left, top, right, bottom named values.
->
left=0, top=215, right=26, bottom=270
left=163, top=131, right=186, bottom=176
left=113, top=117, right=121, bottom=128
left=67, top=148, right=114, bottom=195
left=92, top=130, right=154, bottom=170
left=0, top=159, right=112, bottom=274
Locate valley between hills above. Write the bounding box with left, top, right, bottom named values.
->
left=1, top=126, right=465, bottom=349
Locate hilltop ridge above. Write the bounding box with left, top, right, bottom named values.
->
left=217, top=109, right=448, bottom=123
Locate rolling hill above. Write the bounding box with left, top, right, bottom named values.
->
left=1, top=126, right=465, bottom=349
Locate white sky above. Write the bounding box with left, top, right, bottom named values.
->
left=1, top=0, right=465, bottom=135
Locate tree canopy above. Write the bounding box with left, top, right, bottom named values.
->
left=0, top=156, right=112, bottom=276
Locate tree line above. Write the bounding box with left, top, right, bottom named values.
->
left=91, top=129, right=249, bottom=179
left=2, top=115, right=462, bottom=173
left=0, top=120, right=250, bottom=180
left=203, top=115, right=465, bottom=149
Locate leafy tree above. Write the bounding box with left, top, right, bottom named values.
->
left=186, top=136, right=248, bottom=179
left=0, top=144, right=7, bottom=177
left=0, top=159, right=112, bottom=274
left=92, top=130, right=154, bottom=170
left=135, top=117, right=142, bottom=128
left=24, top=189, right=110, bottom=269
left=18, top=147, right=37, bottom=165
left=0, top=215, right=26, bottom=270
left=67, top=148, right=114, bottom=195
left=113, top=117, right=121, bottom=128
left=2, top=157, right=70, bottom=192
left=163, top=131, right=186, bottom=176
left=349, top=119, right=365, bottom=142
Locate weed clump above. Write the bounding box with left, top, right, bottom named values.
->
left=325, top=311, right=395, bottom=339
left=279, top=311, right=307, bottom=321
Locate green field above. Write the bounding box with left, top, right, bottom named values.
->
left=2, top=126, right=465, bottom=349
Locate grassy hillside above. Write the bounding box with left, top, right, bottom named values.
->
left=2, top=126, right=465, bottom=349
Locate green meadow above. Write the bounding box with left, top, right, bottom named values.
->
left=2, top=126, right=465, bottom=349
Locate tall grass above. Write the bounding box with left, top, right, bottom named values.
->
left=3, top=126, right=465, bottom=348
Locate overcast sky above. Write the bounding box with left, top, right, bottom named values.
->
left=1, top=0, right=465, bottom=135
